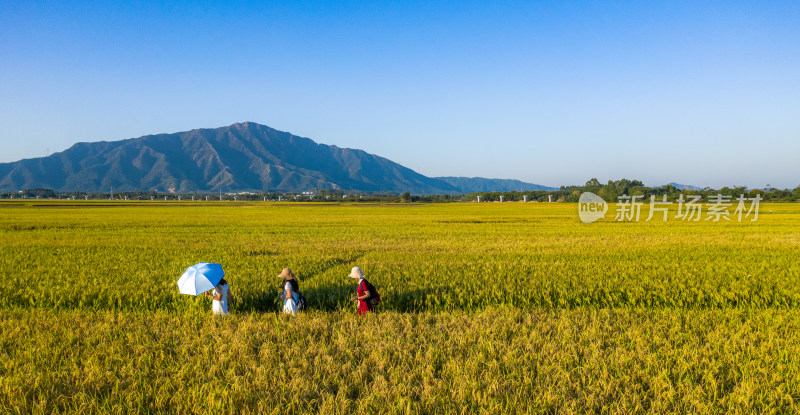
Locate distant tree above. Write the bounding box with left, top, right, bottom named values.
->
left=748, top=189, right=763, bottom=199
left=772, top=188, right=792, bottom=200
left=583, top=178, right=602, bottom=194
left=24, top=188, right=58, bottom=198
left=598, top=181, right=618, bottom=202
left=610, top=178, right=643, bottom=196
left=564, top=190, right=581, bottom=203
left=651, top=184, right=677, bottom=197
left=729, top=186, right=748, bottom=196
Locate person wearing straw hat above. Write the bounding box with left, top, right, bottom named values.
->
left=278, top=268, right=300, bottom=315
left=348, top=266, right=373, bottom=315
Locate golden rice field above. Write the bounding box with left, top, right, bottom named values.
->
left=1, top=201, right=799, bottom=413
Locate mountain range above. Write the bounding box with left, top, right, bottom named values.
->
left=0, top=122, right=554, bottom=194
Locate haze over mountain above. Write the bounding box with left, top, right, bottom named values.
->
left=0, top=122, right=552, bottom=194
left=665, top=182, right=702, bottom=191
left=435, top=177, right=555, bottom=192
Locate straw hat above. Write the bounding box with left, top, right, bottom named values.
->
left=348, top=266, right=365, bottom=279
left=277, top=267, right=297, bottom=280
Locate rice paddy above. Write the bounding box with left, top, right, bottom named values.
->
left=1, top=201, right=798, bottom=413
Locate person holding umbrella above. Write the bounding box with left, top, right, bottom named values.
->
left=177, top=262, right=232, bottom=315
left=204, top=277, right=232, bottom=315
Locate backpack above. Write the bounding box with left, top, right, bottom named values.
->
left=361, top=278, right=381, bottom=306
left=297, top=293, right=308, bottom=311
left=283, top=279, right=307, bottom=311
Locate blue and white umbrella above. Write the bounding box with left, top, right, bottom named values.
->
left=177, top=262, right=225, bottom=295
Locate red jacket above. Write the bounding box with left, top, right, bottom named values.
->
left=356, top=279, right=373, bottom=315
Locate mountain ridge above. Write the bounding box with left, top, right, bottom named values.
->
left=0, top=122, right=552, bottom=194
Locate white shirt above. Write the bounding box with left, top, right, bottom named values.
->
left=282, top=281, right=297, bottom=314
left=212, top=283, right=229, bottom=315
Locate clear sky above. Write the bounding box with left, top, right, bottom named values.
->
left=2, top=1, right=798, bottom=189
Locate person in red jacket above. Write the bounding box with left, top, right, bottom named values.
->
left=348, top=266, right=373, bottom=315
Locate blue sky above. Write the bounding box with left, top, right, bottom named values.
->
left=1, top=1, right=798, bottom=188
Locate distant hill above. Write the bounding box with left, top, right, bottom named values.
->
left=434, top=177, right=556, bottom=193
left=0, top=122, right=553, bottom=194
left=666, top=182, right=702, bottom=191
left=0, top=122, right=458, bottom=194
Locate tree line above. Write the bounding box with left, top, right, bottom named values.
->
left=3, top=179, right=800, bottom=202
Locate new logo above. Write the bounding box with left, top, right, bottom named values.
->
left=578, top=192, right=607, bottom=223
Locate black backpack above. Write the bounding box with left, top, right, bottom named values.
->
left=283, top=279, right=307, bottom=311
left=361, top=278, right=381, bottom=306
